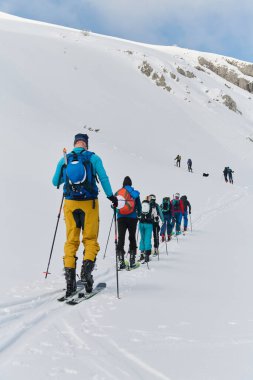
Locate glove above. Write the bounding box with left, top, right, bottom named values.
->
left=108, top=195, right=118, bottom=208
left=189, top=211, right=191, bottom=214
left=155, top=216, right=159, bottom=222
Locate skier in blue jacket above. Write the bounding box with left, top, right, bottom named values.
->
left=52, top=133, right=117, bottom=296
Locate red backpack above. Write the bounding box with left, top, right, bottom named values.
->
left=115, top=188, right=135, bottom=215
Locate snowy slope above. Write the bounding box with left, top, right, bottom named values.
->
left=0, top=12, right=253, bottom=380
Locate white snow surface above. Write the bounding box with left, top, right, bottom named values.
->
left=0, top=12, right=253, bottom=380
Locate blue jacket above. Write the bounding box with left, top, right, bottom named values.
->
left=52, top=147, right=113, bottom=198
left=116, top=185, right=141, bottom=219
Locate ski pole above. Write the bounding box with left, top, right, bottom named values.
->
left=44, top=194, right=64, bottom=278
left=165, top=231, right=168, bottom=255
left=44, top=148, right=67, bottom=278
left=113, top=208, right=120, bottom=299
left=190, top=214, right=192, bottom=232
left=103, top=214, right=114, bottom=259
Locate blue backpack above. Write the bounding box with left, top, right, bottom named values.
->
left=63, top=150, right=98, bottom=200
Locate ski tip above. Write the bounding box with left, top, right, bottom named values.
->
left=97, top=282, right=106, bottom=288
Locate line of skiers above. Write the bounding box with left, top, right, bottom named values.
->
left=174, top=155, right=193, bottom=172
left=52, top=133, right=192, bottom=297
left=115, top=178, right=192, bottom=269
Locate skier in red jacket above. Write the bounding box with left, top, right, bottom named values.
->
left=171, top=193, right=184, bottom=235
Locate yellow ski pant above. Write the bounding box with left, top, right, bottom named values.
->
left=63, top=199, right=100, bottom=268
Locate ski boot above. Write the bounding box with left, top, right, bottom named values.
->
left=138, top=251, right=145, bottom=262
left=117, top=250, right=126, bottom=270
left=167, top=234, right=172, bottom=242
left=65, top=268, right=77, bottom=297
left=145, top=250, right=151, bottom=263
left=129, top=250, right=137, bottom=268
left=184, top=226, right=187, bottom=232
left=153, top=247, right=159, bottom=257
left=80, top=259, right=95, bottom=293
left=161, top=234, right=165, bottom=242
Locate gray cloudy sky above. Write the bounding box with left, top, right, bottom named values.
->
left=0, top=0, right=252, bottom=62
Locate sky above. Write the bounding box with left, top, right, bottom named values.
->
left=0, top=0, right=252, bottom=63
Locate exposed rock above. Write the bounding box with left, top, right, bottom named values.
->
left=177, top=66, right=186, bottom=76
left=222, top=94, right=241, bottom=113
left=170, top=72, right=176, bottom=79
left=226, top=59, right=253, bottom=77
left=152, top=72, right=159, bottom=81
left=139, top=61, right=153, bottom=77
left=186, top=71, right=196, bottom=78
left=177, top=66, right=195, bottom=78
left=139, top=63, right=171, bottom=92
left=156, top=75, right=167, bottom=87
left=195, top=65, right=205, bottom=72
left=198, top=56, right=253, bottom=93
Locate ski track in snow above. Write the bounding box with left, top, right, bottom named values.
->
left=0, top=187, right=247, bottom=379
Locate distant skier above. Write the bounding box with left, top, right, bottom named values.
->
left=180, top=195, right=192, bottom=232
left=160, top=197, right=173, bottom=241
left=223, top=167, right=229, bottom=183
left=171, top=193, right=184, bottom=235
left=115, top=176, right=141, bottom=269
left=174, top=154, right=181, bottom=167
left=187, top=159, right=193, bottom=172
left=227, top=167, right=234, bottom=184
left=149, top=194, right=164, bottom=256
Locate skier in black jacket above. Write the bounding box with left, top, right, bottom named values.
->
left=223, top=167, right=229, bottom=183
left=227, top=168, right=234, bottom=184
left=180, top=195, right=191, bottom=232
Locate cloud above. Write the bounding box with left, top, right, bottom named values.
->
left=0, top=0, right=252, bottom=61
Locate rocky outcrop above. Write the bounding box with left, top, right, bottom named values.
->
left=177, top=67, right=196, bottom=78
left=139, top=61, right=171, bottom=92
left=222, top=94, right=241, bottom=114
left=198, top=57, right=253, bottom=93
left=226, top=59, right=253, bottom=77
left=139, top=61, right=153, bottom=77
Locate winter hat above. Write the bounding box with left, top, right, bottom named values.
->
left=149, top=194, right=156, bottom=202
left=74, top=133, right=89, bottom=147
left=123, top=176, right=132, bottom=187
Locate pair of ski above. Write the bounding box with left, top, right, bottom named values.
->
left=58, top=280, right=106, bottom=305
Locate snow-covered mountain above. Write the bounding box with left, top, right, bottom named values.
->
left=0, top=12, right=253, bottom=380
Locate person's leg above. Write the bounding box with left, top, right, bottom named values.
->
left=80, top=199, right=100, bottom=292
left=127, top=218, right=138, bottom=252
left=64, top=200, right=82, bottom=268
left=117, top=218, right=128, bottom=253
left=144, top=224, right=153, bottom=261
left=175, top=212, right=182, bottom=233
left=127, top=218, right=138, bottom=267
left=183, top=211, right=188, bottom=230
left=63, top=200, right=83, bottom=295
left=139, top=223, right=145, bottom=250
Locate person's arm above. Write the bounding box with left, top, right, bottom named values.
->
left=52, top=157, right=65, bottom=187
left=187, top=201, right=192, bottom=214
left=135, top=196, right=142, bottom=217
left=157, top=205, right=164, bottom=223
